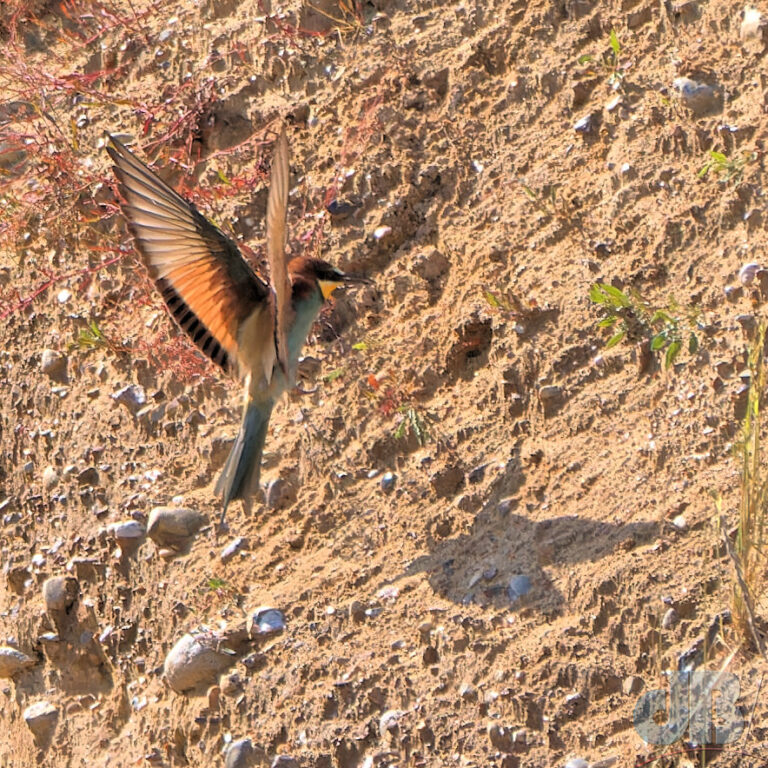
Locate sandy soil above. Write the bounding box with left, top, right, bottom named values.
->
left=2, top=0, right=768, bottom=766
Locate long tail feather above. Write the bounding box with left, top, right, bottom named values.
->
left=216, top=397, right=274, bottom=520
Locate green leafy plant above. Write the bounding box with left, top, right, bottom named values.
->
left=590, top=283, right=701, bottom=369
left=322, top=367, right=345, bottom=383
left=364, top=371, right=431, bottom=446
left=69, top=319, right=124, bottom=354
left=393, top=404, right=429, bottom=445
left=698, top=149, right=756, bottom=184
left=577, top=29, right=626, bottom=89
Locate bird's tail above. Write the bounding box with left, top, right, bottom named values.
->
left=216, top=394, right=274, bottom=519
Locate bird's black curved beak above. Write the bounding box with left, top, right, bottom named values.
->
left=342, top=273, right=372, bottom=285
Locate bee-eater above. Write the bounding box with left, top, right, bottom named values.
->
left=107, top=127, right=368, bottom=521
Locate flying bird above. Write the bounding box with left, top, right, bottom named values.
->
left=107, top=127, right=368, bottom=521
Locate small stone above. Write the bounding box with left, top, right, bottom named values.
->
left=741, top=6, right=766, bottom=43
left=112, top=384, right=147, bottom=414
left=0, top=646, right=34, bottom=678
left=724, top=285, right=742, bottom=301
left=42, top=575, right=79, bottom=612
left=592, top=757, right=620, bottom=768
left=574, top=114, right=593, bottom=133
left=662, top=607, right=678, bottom=629
left=326, top=198, right=360, bottom=219
left=221, top=673, right=244, bottom=696
left=221, top=537, right=248, bottom=563
left=739, top=262, right=762, bottom=285
left=110, top=520, right=146, bottom=557
left=250, top=607, right=285, bottom=637
left=147, top=506, right=207, bottom=550
left=380, top=472, right=396, bottom=493
left=459, top=681, right=477, bottom=700
left=42, top=466, right=59, bottom=491
left=225, top=738, right=260, bottom=768
left=487, top=723, right=514, bottom=753
left=77, top=466, right=99, bottom=486
left=164, top=632, right=234, bottom=693
left=265, top=478, right=297, bottom=510
left=271, top=757, right=299, bottom=768
left=623, top=675, right=643, bottom=695
left=564, top=759, right=589, bottom=768
left=412, top=248, right=449, bottom=281
left=538, top=385, right=562, bottom=403
left=671, top=514, right=687, bottom=531
left=507, top=574, right=532, bottom=603
left=373, top=225, right=392, bottom=239
left=737, top=314, right=757, bottom=334
left=349, top=601, right=366, bottom=623
left=468, top=464, right=487, bottom=484
left=430, top=464, right=465, bottom=498
left=23, top=701, right=58, bottom=745
left=422, top=645, right=439, bottom=665
left=41, top=349, right=68, bottom=383
left=672, top=77, right=721, bottom=116
left=379, top=709, right=404, bottom=737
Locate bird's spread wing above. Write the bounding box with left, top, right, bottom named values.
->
left=266, top=126, right=292, bottom=380
left=107, top=135, right=270, bottom=376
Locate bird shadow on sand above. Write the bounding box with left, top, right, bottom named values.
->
left=401, top=458, right=659, bottom=614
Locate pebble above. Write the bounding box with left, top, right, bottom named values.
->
left=225, top=738, right=258, bottom=768
left=741, top=6, right=765, bottom=43
left=564, top=759, right=589, bottom=768
left=42, top=575, right=79, bottom=612
left=672, top=77, right=720, bottom=116
left=380, top=471, right=396, bottom=493
left=0, top=646, right=34, bottom=678
left=77, top=466, right=99, bottom=486
left=507, top=574, right=532, bottom=603
left=622, top=675, right=643, bottom=695
left=373, top=225, right=392, bottom=239
left=110, top=520, right=146, bottom=557
left=412, top=248, right=449, bottom=281
left=250, top=607, right=286, bottom=637
left=42, top=466, right=59, bottom=491
left=739, top=262, right=762, bottom=285
left=23, top=700, right=58, bottom=744
left=40, top=349, right=68, bottom=383
left=592, top=756, right=619, bottom=768
left=379, top=709, right=404, bottom=737
left=164, top=632, right=234, bottom=693
left=221, top=537, right=248, bottom=563
left=573, top=114, right=592, bottom=133
left=265, top=478, right=297, bottom=510
left=662, top=607, right=678, bottom=629
left=111, top=384, right=147, bottom=414
left=326, top=198, right=360, bottom=219
left=487, top=723, right=514, bottom=752
left=538, top=385, right=563, bottom=403
left=271, top=757, right=299, bottom=768
left=147, top=506, right=207, bottom=549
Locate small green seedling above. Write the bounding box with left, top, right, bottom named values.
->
left=590, top=283, right=701, bottom=369
left=394, top=404, right=429, bottom=446
left=698, top=149, right=756, bottom=184
left=70, top=319, right=118, bottom=353
left=577, top=29, right=626, bottom=89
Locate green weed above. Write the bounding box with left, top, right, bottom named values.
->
left=590, top=283, right=701, bottom=369
left=698, top=149, right=756, bottom=184
left=577, top=29, right=626, bottom=89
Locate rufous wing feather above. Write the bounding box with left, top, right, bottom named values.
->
left=107, top=135, right=270, bottom=377
left=266, top=126, right=293, bottom=381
